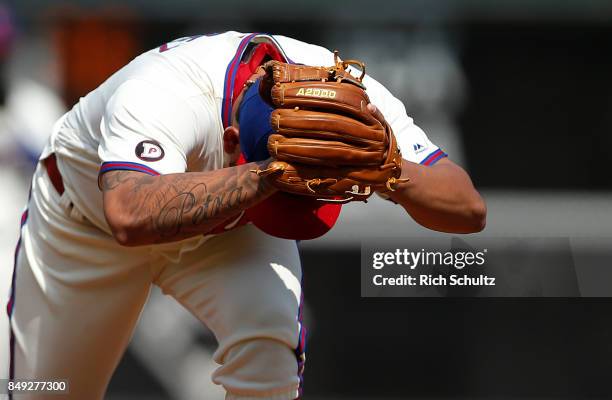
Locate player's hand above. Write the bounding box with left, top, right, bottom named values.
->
left=367, top=103, right=386, bottom=126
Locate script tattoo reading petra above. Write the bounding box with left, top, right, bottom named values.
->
left=154, top=182, right=246, bottom=237
left=101, top=162, right=271, bottom=242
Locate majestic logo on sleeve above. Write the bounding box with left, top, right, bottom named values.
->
left=413, top=143, right=428, bottom=154
left=135, top=140, right=165, bottom=161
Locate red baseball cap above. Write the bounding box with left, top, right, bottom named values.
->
left=246, top=192, right=342, bottom=240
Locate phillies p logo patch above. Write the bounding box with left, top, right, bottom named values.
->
left=135, top=140, right=165, bottom=161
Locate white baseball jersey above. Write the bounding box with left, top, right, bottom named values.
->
left=44, top=31, right=445, bottom=236
left=9, top=32, right=447, bottom=400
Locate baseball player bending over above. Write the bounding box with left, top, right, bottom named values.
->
left=6, top=32, right=485, bottom=399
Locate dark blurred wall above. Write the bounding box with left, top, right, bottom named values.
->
left=460, top=23, right=612, bottom=190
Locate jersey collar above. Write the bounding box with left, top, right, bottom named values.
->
left=221, top=33, right=290, bottom=129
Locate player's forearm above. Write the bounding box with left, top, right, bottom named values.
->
left=101, top=161, right=276, bottom=246
left=387, top=158, right=486, bottom=233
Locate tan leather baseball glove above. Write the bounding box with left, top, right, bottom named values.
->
left=251, top=53, right=408, bottom=203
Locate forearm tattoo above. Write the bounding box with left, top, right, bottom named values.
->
left=101, top=162, right=272, bottom=242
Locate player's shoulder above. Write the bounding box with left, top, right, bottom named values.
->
left=143, top=31, right=254, bottom=77
left=105, top=78, right=195, bottom=122
left=272, top=35, right=335, bottom=65
left=144, top=31, right=332, bottom=65
left=155, top=31, right=252, bottom=56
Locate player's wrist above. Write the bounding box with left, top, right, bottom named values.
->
left=247, top=158, right=279, bottom=195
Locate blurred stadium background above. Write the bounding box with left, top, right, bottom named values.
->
left=1, top=0, right=612, bottom=399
